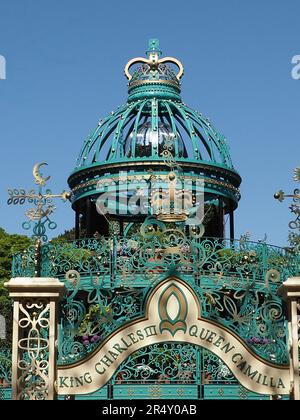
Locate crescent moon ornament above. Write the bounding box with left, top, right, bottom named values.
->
left=33, top=162, right=51, bottom=186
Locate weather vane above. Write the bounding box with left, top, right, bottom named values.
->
left=274, top=167, right=300, bottom=233
left=7, top=162, right=71, bottom=243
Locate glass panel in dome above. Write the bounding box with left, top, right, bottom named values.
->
left=125, top=120, right=187, bottom=159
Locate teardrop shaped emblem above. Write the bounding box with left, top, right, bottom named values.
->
left=158, top=283, right=188, bottom=336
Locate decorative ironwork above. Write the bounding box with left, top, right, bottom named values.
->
left=274, top=167, right=300, bottom=233
left=238, top=386, right=249, bottom=399
left=124, top=39, right=184, bottom=83
left=16, top=298, right=50, bottom=400
left=11, top=217, right=299, bottom=367
left=113, top=343, right=197, bottom=385
left=7, top=162, right=71, bottom=243
left=6, top=219, right=300, bottom=398
left=5, top=40, right=298, bottom=401
left=295, top=299, right=300, bottom=392
left=149, top=385, right=162, bottom=399
left=0, top=349, right=12, bottom=387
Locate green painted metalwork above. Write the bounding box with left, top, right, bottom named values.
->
left=7, top=163, right=70, bottom=243
left=74, top=100, right=234, bottom=169
left=0, top=349, right=12, bottom=386
left=12, top=218, right=299, bottom=370
left=0, top=349, right=12, bottom=400
left=5, top=41, right=298, bottom=401
left=68, top=40, right=241, bottom=212
left=0, top=387, right=12, bottom=400
left=8, top=216, right=299, bottom=399
left=274, top=167, right=300, bottom=253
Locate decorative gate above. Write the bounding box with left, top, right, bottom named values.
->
left=110, top=345, right=266, bottom=400
left=9, top=222, right=298, bottom=400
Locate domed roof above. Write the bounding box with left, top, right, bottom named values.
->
left=74, top=99, right=233, bottom=168
left=73, top=39, right=233, bottom=170
left=68, top=40, right=241, bottom=210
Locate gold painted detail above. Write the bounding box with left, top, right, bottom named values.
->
left=158, top=283, right=188, bottom=336
left=17, top=298, right=50, bottom=400
left=72, top=174, right=240, bottom=195
left=127, top=388, right=134, bottom=397
left=152, top=171, right=191, bottom=222
left=238, top=387, right=249, bottom=399
left=125, top=55, right=184, bottom=82
left=33, top=162, right=51, bottom=186
left=149, top=385, right=162, bottom=399
left=128, top=79, right=179, bottom=89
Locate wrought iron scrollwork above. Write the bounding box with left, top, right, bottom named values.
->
left=11, top=218, right=300, bottom=369
left=16, top=298, right=50, bottom=400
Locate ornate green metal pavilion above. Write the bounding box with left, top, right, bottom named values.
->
left=2, top=40, right=300, bottom=401
left=68, top=39, right=241, bottom=239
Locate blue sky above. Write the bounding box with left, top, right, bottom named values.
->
left=0, top=0, right=299, bottom=246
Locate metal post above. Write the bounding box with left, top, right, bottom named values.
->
left=278, top=277, right=300, bottom=400
left=86, top=198, right=92, bottom=238
left=75, top=210, right=80, bottom=240
left=290, top=298, right=300, bottom=400
left=218, top=197, right=224, bottom=238
left=229, top=205, right=234, bottom=241
left=5, top=277, right=65, bottom=400
left=11, top=300, right=20, bottom=400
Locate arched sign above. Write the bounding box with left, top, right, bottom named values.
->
left=57, top=277, right=290, bottom=396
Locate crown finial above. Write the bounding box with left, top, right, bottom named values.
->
left=124, top=40, right=184, bottom=82
left=146, top=39, right=162, bottom=57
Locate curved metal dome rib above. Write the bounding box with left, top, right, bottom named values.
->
left=75, top=104, right=127, bottom=167
left=75, top=99, right=233, bottom=169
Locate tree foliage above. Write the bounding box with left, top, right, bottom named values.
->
left=51, top=227, right=75, bottom=243
left=0, top=228, right=31, bottom=349
left=0, top=227, right=74, bottom=349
